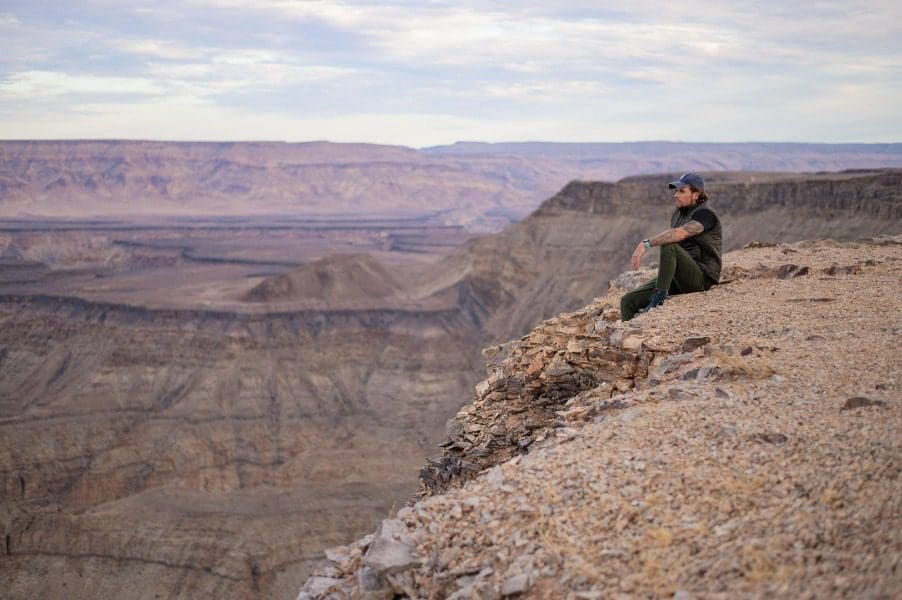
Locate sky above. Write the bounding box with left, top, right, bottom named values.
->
left=1, top=1, right=900, bottom=147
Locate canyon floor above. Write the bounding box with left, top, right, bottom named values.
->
left=0, top=215, right=472, bottom=310
left=300, top=236, right=901, bottom=599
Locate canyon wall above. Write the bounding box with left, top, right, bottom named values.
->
left=0, top=297, right=481, bottom=598
left=2, top=167, right=900, bottom=599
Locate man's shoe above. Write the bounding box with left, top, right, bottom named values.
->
left=638, top=288, right=667, bottom=314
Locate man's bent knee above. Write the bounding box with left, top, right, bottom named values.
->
left=620, top=290, right=644, bottom=321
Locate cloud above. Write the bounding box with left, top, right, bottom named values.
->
left=0, top=13, right=20, bottom=26
left=115, top=39, right=201, bottom=62
left=0, top=1, right=900, bottom=143
left=0, top=71, right=165, bottom=99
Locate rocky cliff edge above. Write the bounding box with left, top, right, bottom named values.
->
left=297, top=236, right=901, bottom=599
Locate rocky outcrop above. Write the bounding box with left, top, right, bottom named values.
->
left=430, top=169, right=902, bottom=340
left=299, top=236, right=901, bottom=598
left=418, top=300, right=651, bottom=495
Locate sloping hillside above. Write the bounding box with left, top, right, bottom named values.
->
left=299, top=236, right=901, bottom=599
left=245, top=254, right=405, bottom=306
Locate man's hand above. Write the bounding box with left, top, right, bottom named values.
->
left=632, top=222, right=704, bottom=270
left=630, top=241, right=646, bottom=271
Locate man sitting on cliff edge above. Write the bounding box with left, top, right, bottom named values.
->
left=621, top=172, right=722, bottom=321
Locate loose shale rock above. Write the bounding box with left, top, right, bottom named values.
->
left=300, top=238, right=902, bottom=599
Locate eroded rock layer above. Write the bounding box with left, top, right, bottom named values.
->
left=0, top=299, right=481, bottom=598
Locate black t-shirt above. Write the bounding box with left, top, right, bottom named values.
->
left=690, top=207, right=716, bottom=232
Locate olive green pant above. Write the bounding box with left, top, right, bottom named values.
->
left=621, top=243, right=708, bottom=321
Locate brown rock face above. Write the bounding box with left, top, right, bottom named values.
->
left=0, top=298, right=482, bottom=599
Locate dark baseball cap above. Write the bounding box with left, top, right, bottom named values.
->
left=668, top=172, right=705, bottom=191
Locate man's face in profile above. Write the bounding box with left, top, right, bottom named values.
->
left=673, top=185, right=698, bottom=209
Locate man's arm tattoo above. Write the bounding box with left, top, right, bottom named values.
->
left=649, top=228, right=687, bottom=246
left=648, top=221, right=703, bottom=247
left=682, top=220, right=705, bottom=236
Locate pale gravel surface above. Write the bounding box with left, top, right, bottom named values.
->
left=302, top=238, right=901, bottom=599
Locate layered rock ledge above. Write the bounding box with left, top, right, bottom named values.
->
left=298, top=236, right=901, bottom=599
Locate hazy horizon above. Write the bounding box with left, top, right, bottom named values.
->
left=1, top=139, right=901, bottom=150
